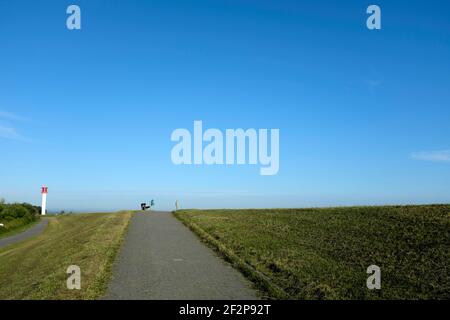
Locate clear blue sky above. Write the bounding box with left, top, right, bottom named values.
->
left=1, top=0, right=449, bottom=211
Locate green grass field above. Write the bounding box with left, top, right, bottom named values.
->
left=0, top=211, right=132, bottom=300
left=174, top=205, right=450, bottom=300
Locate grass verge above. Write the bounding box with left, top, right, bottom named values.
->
left=0, top=211, right=133, bottom=300
left=0, top=219, right=40, bottom=240
left=174, top=205, right=450, bottom=300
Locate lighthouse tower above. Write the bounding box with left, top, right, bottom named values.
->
left=41, top=186, right=48, bottom=216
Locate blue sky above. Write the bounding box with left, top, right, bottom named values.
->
left=1, top=0, right=449, bottom=211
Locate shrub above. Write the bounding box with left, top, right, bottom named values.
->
left=0, top=201, right=40, bottom=235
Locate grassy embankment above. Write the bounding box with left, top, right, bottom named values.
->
left=0, top=219, right=40, bottom=239
left=0, top=211, right=133, bottom=299
left=174, top=205, right=450, bottom=300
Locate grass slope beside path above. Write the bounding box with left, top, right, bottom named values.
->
left=0, top=219, right=41, bottom=240
left=174, top=205, right=450, bottom=300
left=0, top=211, right=133, bottom=300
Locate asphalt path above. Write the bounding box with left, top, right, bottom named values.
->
left=105, top=211, right=257, bottom=300
left=0, top=218, right=49, bottom=249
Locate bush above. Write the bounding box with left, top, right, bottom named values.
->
left=0, top=201, right=40, bottom=235
left=1, top=205, right=29, bottom=221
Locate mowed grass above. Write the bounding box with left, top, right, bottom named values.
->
left=0, top=211, right=132, bottom=300
left=174, top=205, right=450, bottom=300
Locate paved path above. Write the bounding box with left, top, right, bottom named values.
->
left=105, top=211, right=257, bottom=300
left=0, top=219, right=49, bottom=249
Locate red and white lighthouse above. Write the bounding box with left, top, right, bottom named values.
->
left=41, top=186, right=48, bottom=216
